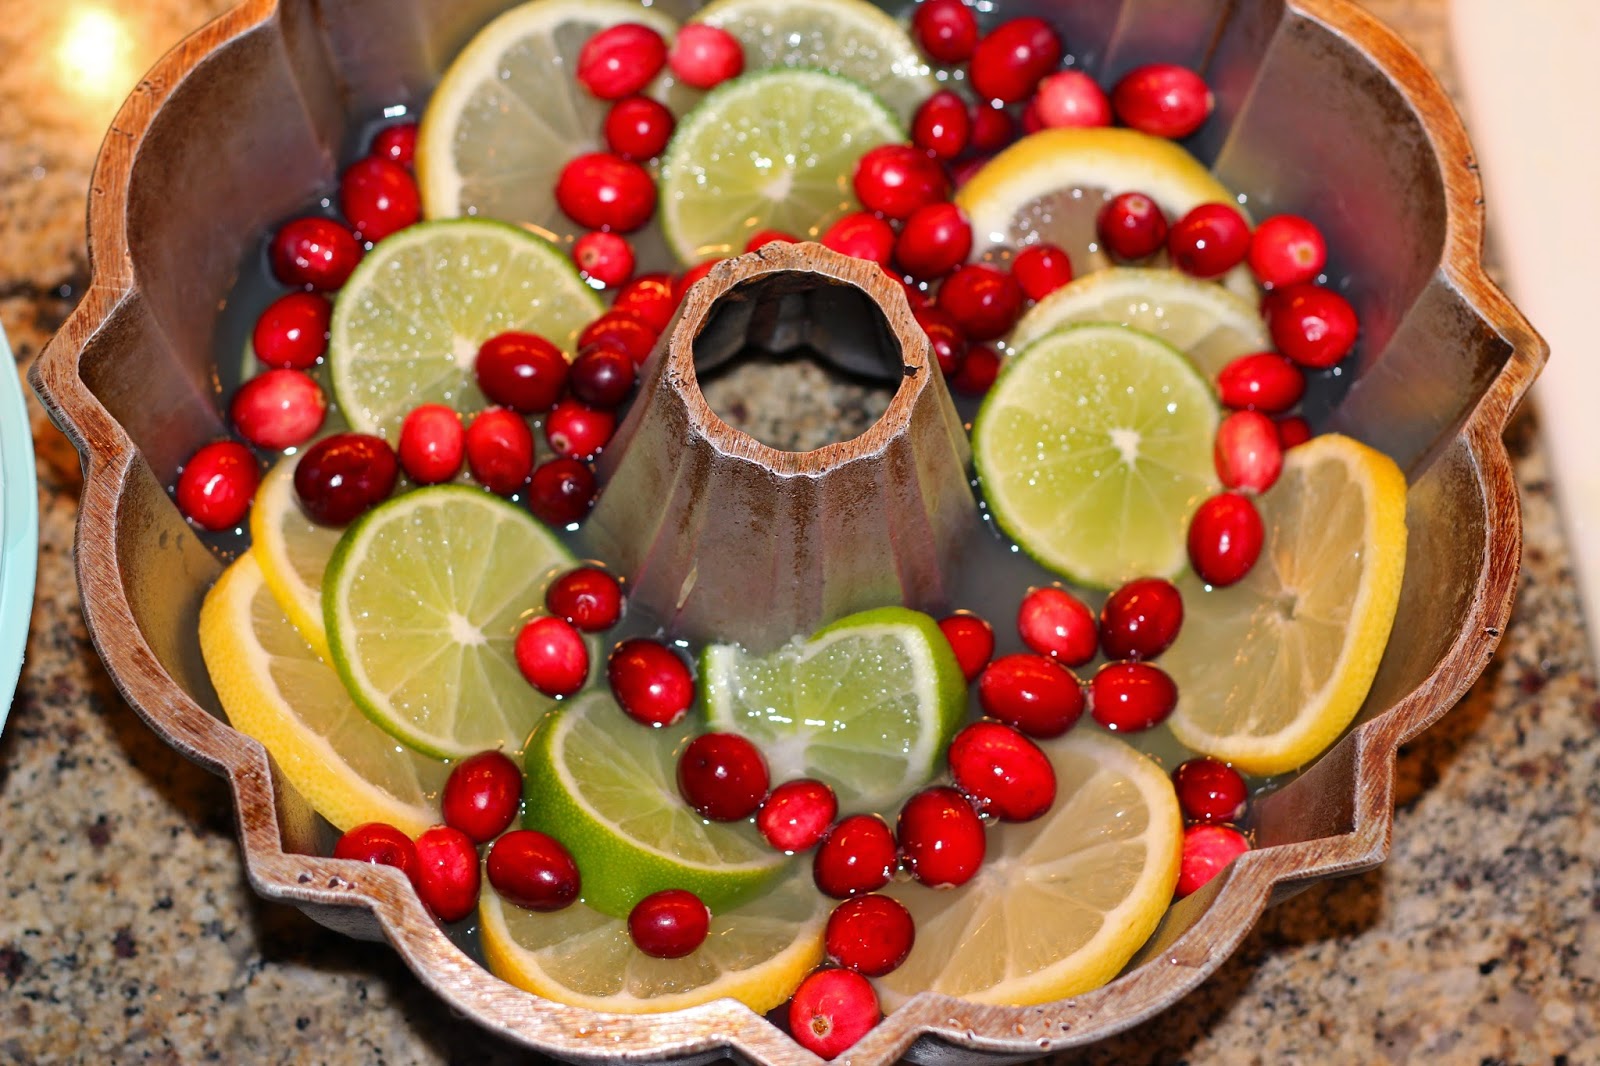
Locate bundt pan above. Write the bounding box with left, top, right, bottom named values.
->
left=30, top=0, right=1545, bottom=1061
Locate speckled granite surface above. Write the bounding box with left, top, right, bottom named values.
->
left=1, top=1, right=1595, bottom=1062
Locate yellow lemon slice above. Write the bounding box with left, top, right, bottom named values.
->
left=250, top=454, right=341, bottom=661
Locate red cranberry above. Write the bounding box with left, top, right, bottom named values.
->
left=546, top=567, right=624, bottom=631
left=628, top=888, right=711, bottom=958
left=1099, top=577, right=1183, bottom=661
left=757, top=779, right=838, bottom=853
left=821, top=212, right=896, bottom=269
left=938, top=263, right=1023, bottom=341
left=371, top=122, right=417, bottom=167
left=912, top=90, right=971, bottom=160
left=1277, top=415, right=1313, bottom=450
left=528, top=457, right=597, bottom=526
left=970, top=18, right=1062, bottom=105
left=544, top=399, right=616, bottom=461
left=788, top=968, right=881, bottom=1059
left=486, top=829, right=581, bottom=911
left=339, top=156, right=420, bottom=243
left=573, top=231, right=635, bottom=289
left=951, top=343, right=1000, bottom=394
left=230, top=368, right=326, bottom=450
left=826, top=895, right=915, bottom=977
left=969, top=103, right=1014, bottom=153
left=570, top=344, right=636, bottom=408
left=413, top=825, right=481, bottom=923
left=253, top=291, right=330, bottom=370
left=899, top=277, right=933, bottom=312
left=1019, top=98, right=1046, bottom=135
left=1089, top=661, right=1177, bottom=732
left=397, top=404, right=465, bottom=485
left=1216, top=352, right=1305, bottom=413
left=1188, top=492, right=1264, bottom=586
left=895, top=202, right=972, bottom=281
left=678, top=733, right=770, bottom=821
left=675, top=258, right=722, bottom=301
left=1112, top=64, right=1213, bottom=139
left=947, top=720, right=1056, bottom=821
left=911, top=0, right=979, bottom=63
left=293, top=432, right=399, bottom=525
left=555, top=152, right=656, bottom=232
left=1010, top=244, right=1073, bottom=302
left=813, top=815, right=897, bottom=899
left=669, top=24, right=744, bottom=89
left=270, top=216, right=361, bottom=290
left=853, top=145, right=949, bottom=222
left=176, top=441, right=259, bottom=531
left=441, top=750, right=522, bottom=843
left=613, top=273, right=677, bottom=332
left=608, top=639, right=694, bottom=726
left=1266, top=283, right=1358, bottom=368
left=475, top=331, right=569, bottom=414
left=576, top=23, right=668, bottom=100
left=1097, top=192, right=1169, bottom=261
left=1214, top=409, right=1283, bottom=494
left=745, top=229, right=800, bottom=252
left=604, top=95, right=674, bottom=162
left=514, top=615, right=590, bottom=698
left=1172, top=758, right=1248, bottom=825
left=1034, top=70, right=1112, bottom=129
left=579, top=310, right=658, bottom=365
left=937, top=612, right=994, bottom=683
left=977, top=654, right=1085, bottom=738
left=334, top=822, right=418, bottom=884
left=913, top=306, right=968, bottom=376
left=465, top=408, right=534, bottom=495
left=1249, top=214, right=1327, bottom=288
left=1168, top=203, right=1251, bottom=279
left=897, top=786, right=985, bottom=888
left=1175, top=824, right=1250, bottom=898
left=1016, top=586, right=1097, bottom=666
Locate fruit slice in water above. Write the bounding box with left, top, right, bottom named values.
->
left=1165, top=433, right=1408, bottom=776
left=1010, top=266, right=1271, bottom=378
left=700, top=607, right=967, bottom=813
left=522, top=690, right=790, bottom=917
left=251, top=454, right=343, bottom=660
left=658, top=69, right=902, bottom=263
left=199, top=553, right=449, bottom=838
left=972, top=323, right=1220, bottom=588
left=328, top=219, right=602, bottom=439
left=480, top=866, right=826, bottom=1013
left=873, top=730, right=1182, bottom=1007
left=323, top=485, right=578, bottom=759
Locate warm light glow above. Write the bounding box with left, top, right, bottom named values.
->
left=56, top=6, right=136, bottom=105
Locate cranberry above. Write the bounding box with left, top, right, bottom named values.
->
left=176, top=441, right=259, bottom=530
left=669, top=24, right=744, bottom=89
left=555, top=152, right=656, bottom=232
left=515, top=615, right=589, bottom=698
left=580, top=310, right=658, bottom=365
left=334, top=822, right=418, bottom=884
left=1099, top=577, right=1183, bottom=661
left=528, top=457, right=597, bottom=526
left=230, top=368, right=326, bottom=450
left=613, top=273, right=677, bottom=331
left=821, top=212, right=896, bottom=269
left=397, top=404, right=465, bottom=485
left=1010, top=244, right=1073, bottom=302
left=546, top=567, right=624, bottom=631
left=629, top=888, right=710, bottom=958
left=465, top=408, right=535, bottom=495
left=951, top=343, right=1000, bottom=394
left=1167, top=203, right=1251, bottom=279
left=339, top=156, right=421, bottom=243
left=757, top=779, right=838, bottom=852
left=608, top=639, right=694, bottom=726
left=897, top=786, right=986, bottom=888
left=1112, top=64, right=1213, bottom=139
left=1277, top=415, right=1313, bottom=450
left=788, top=968, right=881, bottom=1059
left=977, top=654, right=1085, bottom=738
left=1034, top=70, right=1112, bottom=129
left=1089, top=661, right=1178, bottom=732
left=576, top=23, right=668, bottom=100
left=969, top=103, right=1014, bottom=153
left=486, top=829, right=581, bottom=911
left=573, top=231, right=635, bottom=289
left=678, top=733, right=770, bottom=821
left=1265, top=283, right=1358, bottom=368
left=826, top=895, right=915, bottom=976
left=371, top=122, right=417, bottom=168
left=441, top=750, right=522, bottom=843
left=970, top=18, right=1062, bottom=105
left=937, top=612, right=994, bottom=683
left=947, top=720, right=1056, bottom=821
left=293, top=432, right=399, bottom=525
left=813, top=815, right=897, bottom=899
left=895, top=202, right=972, bottom=281
left=413, top=825, right=481, bottom=923
left=1248, top=214, right=1327, bottom=289
left=1172, top=758, right=1248, bottom=825
left=603, top=94, right=675, bottom=163
left=899, top=277, right=933, bottom=312
left=544, top=399, right=615, bottom=461
left=569, top=344, right=637, bottom=408
left=938, top=263, right=1024, bottom=341
left=1188, top=492, right=1264, bottom=586
left=1216, top=352, right=1305, bottom=413
left=912, top=90, right=971, bottom=160
left=475, top=331, right=569, bottom=414
left=1175, top=824, right=1250, bottom=898
left=911, top=0, right=979, bottom=64
left=676, top=258, right=722, bottom=301
left=853, top=145, right=949, bottom=222
left=1214, top=409, right=1283, bottom=494
left=1019, top=98, right=1046, bottom=135
left=745, top=229, right=800, bottom=252
left=253, top=291, right=330, bottom=370
left=270, top=216, right=361, bottom=290
left=1097, top=192, right=1169, bottom=261
left=913, top=306, right=968, bottom=376
left=1016, top=586, right=1098, bottom=666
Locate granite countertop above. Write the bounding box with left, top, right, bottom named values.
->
left=1, top=1, right=1595, bottom=1062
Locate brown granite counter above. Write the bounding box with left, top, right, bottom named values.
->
left=1, top=1, right=1595, bottom=1062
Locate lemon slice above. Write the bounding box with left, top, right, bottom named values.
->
left=250, top=454, right=342, bottom=661
left=873, top=731, right=1181, bottom=1008
left=199, top=553, right=448, bottom=837
left=1164, top=434, right=1408, bottom=776
left=481, top=866, right=827, bottom=1014
left=1010, top=267, right=1271, bottom=379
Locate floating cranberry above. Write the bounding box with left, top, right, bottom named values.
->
left=544, top=399, right=615, bottom=461
left=334, top=821, right=418, bottom=883
left=977, top=654, right=1085, bottom=738
left=1112, top=64, right=1213, bottom=139
left=1097, top=192, right=1168, bottom=261
left=678, top=733, right=770, bottom=821
left=612, top=273, right=677, bottom=331
left=969, top=103, right=1014, bottom=153
left=788, top=968, right=881, bottom=1060
left=1168, top=203, right=1251, bottom=279
left=1019, top=98, right=1046, bottom=135
left=1016, top=586, right=1098, bottom=666
left=895, top=202, right=972, bottom=281
left=911, top=0, right=979, bottom=63
left=1089, top=661, right=1177, bottom=732
left=1010, top=244, right=1073, bottom=302
left=475, top=331, right=569, bottom=414
left=1034, top=70, right=1112, bottom=129
left=669, top=24, right=744, bottom=89
left=580, top=309, right=658, bottom=365
left=231, top=368, right=327, bottom=450
left=573, top=231, right=635, bottom=289
left=293, top=432, right=399, bottom=525
left=1188, top=492, right=1264, bottom=586
left=339, top=156, right=421, bottom=243
left=413, top=825, right=481, bottom=923
left=745, top=229, right=800, bottom=252
left=176, top=441, right=260, bottom=531
left=465, top=408, right=535, bottom=495
left=576, top=23, right=668, bottom=100
left=1277, top=415, right=1313, bottom=450
left=253, top=291, right=330, bottom=369
left=546, top=567, right=624, bottom=632
left=1214, top=409, right=1283, bottom=494
left=608, top=639, right=694, bottom=726
left=826, top=895, right=915, bottom=977
left=947, top=720, right=1056, bottom=821
left=912, top=90, right=971, bottom=160
left=603, top=94, right=675, bottom=162
left=1172, top=758, right=1248, bottom=825
left=853, top=145, right=949, bottom=222
left=1175, top=824, right=1250, bottom=898
left=441, top=750, right=522, bottom=843
left=1216, top=352, right=1305, bottom=413
left=676, top=258, right=722, bottom=301
left=758, top=779, right=838, bottom=853
left=371, top=122, right=417, bottom=168
left=1265, top=282, right=1358, bottom=368
left=897, top=786, right=986, bottom=888
left=821, top=212, right=896, bottom=269
left=556, top=152, right=656, bottom=232
left=270, top=216, right=361, bottom=290
left=569, top=344, right=636, bottom=409
left=629, top=888, right=711, bottom=958
left=1099, top=577, right=1183, bottom=661
left=937, top=612, right=994, bottom=683
left=938, top=263, right=1023, bottom=341
left=970, top=17, right=1062, bottom=105
left=527, top=457, right=597, bottom=526
left=1249, top=214, right=1327, bottom=289
left=397, top=403, right=465, bottom=485
left=913, top=306, right=968, bottom=377
left=814, top=815, right=898, bottom=899
left=486, top=829, right=581, bottom=911
left=514, top=615, right=590, bottom=698
left=951, top=343, right=1000, bottom=394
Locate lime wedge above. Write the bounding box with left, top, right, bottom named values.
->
left=250, top=454, right=343, bottom=660
left=523, top=691, right=791, bottom=918
left=323, top=485, right=580, bottom=759
left=972, top=324, right=1220, bottom=588
left=700, top=607, right=968, bottom=813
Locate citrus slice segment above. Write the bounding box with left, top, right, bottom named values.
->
left=873, top=730, right=1182, bottom=1007
left=199, top=553, right=448, bottom=838
left=1164, top=433, right=1408, bottom=776
left=972, top=323, right=1220, bottom=588
left=250, top=454, right=342, bottom=661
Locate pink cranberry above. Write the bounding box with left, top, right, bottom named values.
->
left=293, top=433, right=399, bottom=525
left=1277, top=415, right=1313, bottom=450
left=1249, top=214, right=1327, bottom=288
left=1188, top=492, right=1264, bottom=586
left=573, top=231, right=635, bottom=289
left=339, top=156, right=421, bottom=243
left=1016, top=586, right=1098, bottom=665
left=1089, top=661, right=1178, bottom=732
left=612, top=273, right=676, bottom=331
left=757, top=779, right=838, bottom=853
left=937, top=263, right=1023, bottom=341
left=334, top=822, right=418, bottom=884
left=441, top=750, right=522, bottom=843
left=1097, top=192, right=1168, bottom=261
left=911, top=0, right=979, bottom=64
left=1265, top=283, right=1358, bottom=368
left=913, top=306, right=968, bottom=376
left=569, top=344, right=636, bottom=408
left=475, top=331, right=569, bottom=414
left=1175, top=824, right=1250, bottom=898
left=1168, top=203, right=1251, bottom=279
left=947, top=720, right=1056, bottom=821
left=370, top=122, right=417, bottom=168
left=821, top=212, right=896, bottom=269
left=270, top=216, right=361, bottom=290
left=853, top=145, right=949, bottom=222
left=608, top=639, right=694, bottom=726
left=1172, top=758, right=1248, bottom=824
left=977, top=654, right=1085, bottom=738
left=527, top=457, right=597, bottom=526
left=1033, top=70, right=1112, bottom=129
left=678, top=733, right=770, bottom=821
left=546, top=567, right=624, bottom=632
left=397, top=404, right=465, bottom=485
left=951, top=343, right=1000, bottom=394
left=252, top=291, right=330, bottom=370
left=895, top=202, right=972, bottom=281
left=604, top=95, right=674, bottom=162
left=413, top=825, right=481, bottom=923
left=555, top=152, right=656, bottom=232
left=576, top=23, right=668, bottom=100
left=668, top=24, right=744, bottom=89
left=514, top=615, right=590, bottom=698
left=1010, top=243, right=1073, bottom=301
left=937, top=612, right=994, bottom=683
left=1112, top=64, right=1213, bottom=139
left=1099, top=577, right=1183, bottom=661
left=486, top=829, right=581, bottom=911
left=897, top=787, right=986, bottom=888
left=826, top=895, right=914, bottom=977
left=1214, top=410, right=1283, bottom=494
left=629, top=888, right=711, bottom=958
left=970, top=18, right=1062, bottom=105
left=969, top=103, right=1014, bottom=152
left=465, top=408, right=534, bottom=495
left=788, top=968, right=881, bottom=1059
left=912, top=90, right=971, bottom=160
left=813, top=815, right=897, bottom=899
left=1216, top=352, right=1305, bottom=413
left=231, top=368, right=326, bottom=450
left=175, top=441, right=259, bottom=531
left=745, top=229, right=799, bottom=252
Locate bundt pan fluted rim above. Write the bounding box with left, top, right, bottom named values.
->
left=30, top=0, right=1545, bottom=1062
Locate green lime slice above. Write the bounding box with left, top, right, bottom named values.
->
left=700, top=607, right=967, bottom=814
left=328, top=219, right=603, bottom=439
left=323, top=485, right=579, bottom=759
left=523, top=690, right=790, bottom=918
left=658, top=69, right=902, bottom=264
left=972, top=323, right=1220, bottom=588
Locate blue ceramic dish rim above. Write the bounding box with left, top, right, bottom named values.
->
left=0, top=326, right=39, bottom=728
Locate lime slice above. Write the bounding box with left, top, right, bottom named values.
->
left=700, top=607, right=967, bottom=813
left=658, top=69, right=902, bottom=264
left=523, top=690, right=791, bottom=918
left=328, top=219, right=603, bottom=439
left=972, top=323, right=1220, bottom=588
left=323, top=485, right=579, bottom=759
left=250, top=454, right=343, bottom=661
left=1165, top=434, right=1408, bottom=775
left=200, top=553, right=448, bottom=838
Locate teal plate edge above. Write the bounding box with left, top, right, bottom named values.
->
left=0, top=325, right=39, bottom=730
